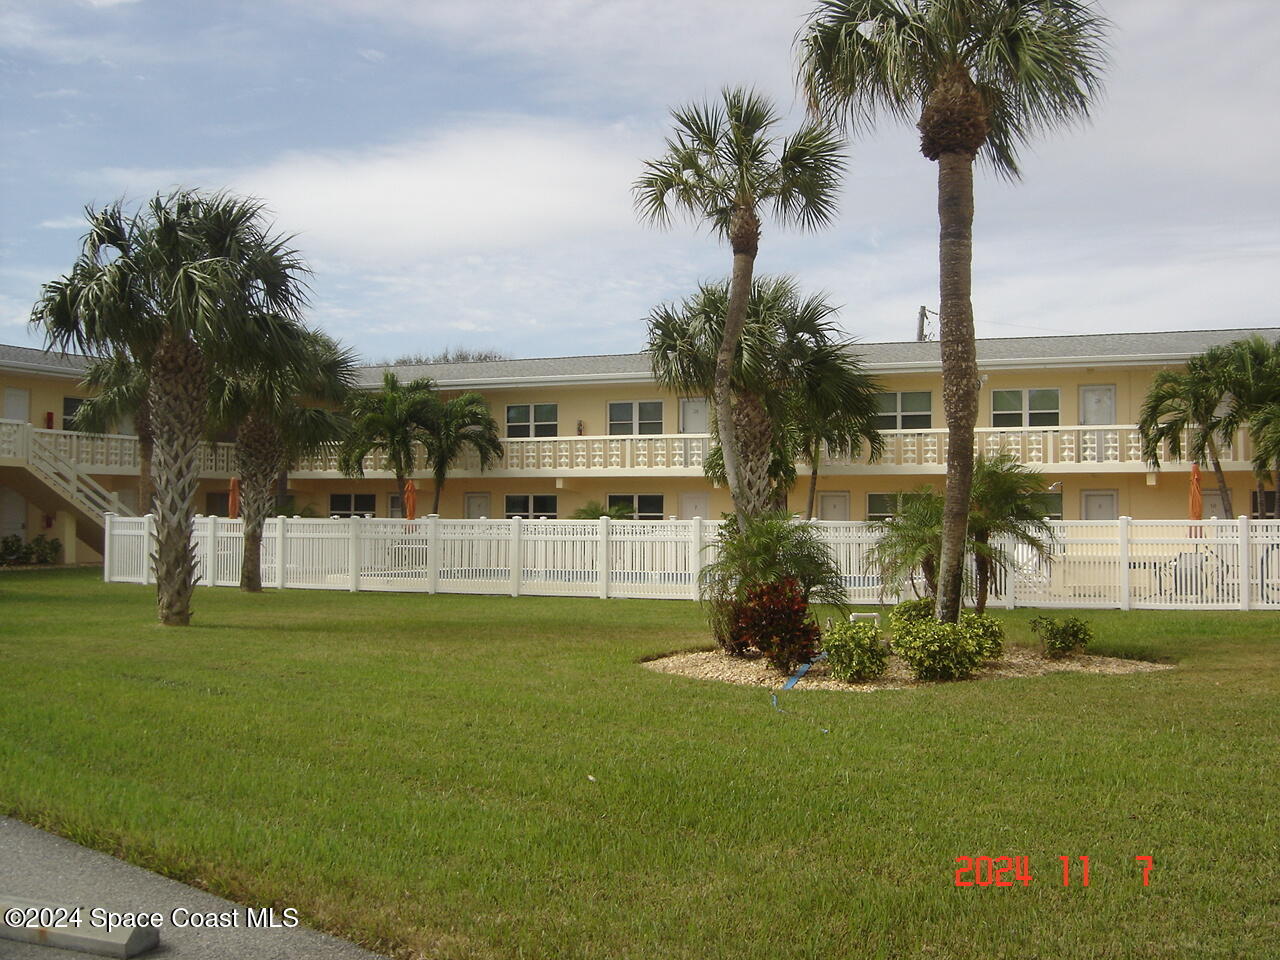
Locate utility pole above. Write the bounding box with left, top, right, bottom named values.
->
left=917, top=305, right=937, bottom=342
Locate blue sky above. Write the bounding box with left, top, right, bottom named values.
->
left=2, top=0, right=1277, bottom=363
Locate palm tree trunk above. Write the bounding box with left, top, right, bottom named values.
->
left=1205, top=435, right=1233, bottom=517
left=734, top=392, right=774, bottom=516
left=136, top=400, right=155, bottom=513
left=236, top=412, right=281, bottom=593
left=1257, top=477, right=1267, bottom=519
left=974, top=533, right=990, bottom=615
left=933, top=151, right=980, bottom=623
left=805, top=442, right=820, bottom=520
left=714, top=207, right=760, bottom=526
left=148, top=331, right=207, bottom=626
left=431, top=474, right=443, bottom=515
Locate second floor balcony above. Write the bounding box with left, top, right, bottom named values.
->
left=2, top=418, right=1256, bottom=482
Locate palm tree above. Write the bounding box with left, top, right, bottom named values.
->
left=570, top=500, right=636, bottom=521
left=32, top=191, right=311, bottom=625
left=1248, top=403, right=1280, bottom=519
left=1138, top=354, right=1235, bottom=517
left=635, top=87, right=845, bottom=523
left=865, top=488, right=944, bottom=600
left=1213, top=335, right=1280, bottom=518
left=799, top=0, right=1109, bottom=622
left=419, top=392, right=503, bottom=515
left=647, top=275, right=878, bottom=514
left=338, top=372, right=436, bottom=509
left=72, top=352, right=155, bottom=512
left=967, top=454, right=1055, bottom=613
left=211, top=330, right=355, bottom=591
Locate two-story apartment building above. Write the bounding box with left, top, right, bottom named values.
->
left=2, top=326, right=1275, bottom=564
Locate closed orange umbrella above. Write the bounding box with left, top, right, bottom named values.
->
left=1188, top=463, right=1203, bottom=521
left=228, top=477, right=240, bottom=519
left=403, top=478, right=417, bottom=520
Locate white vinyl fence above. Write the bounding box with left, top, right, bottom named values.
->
left=102, top=514, right=1280, bottom=611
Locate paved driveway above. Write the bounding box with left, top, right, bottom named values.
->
left=0, top=816, right=388, bottom=959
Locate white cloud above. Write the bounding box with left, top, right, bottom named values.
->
left=38, top=216, right=85, bottom=229
left=356, top=48, right=386, bottom=63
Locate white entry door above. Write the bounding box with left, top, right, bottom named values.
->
left=1082, top=490, right=1118, bottom=520
left=3, top=387, right=30, bottom=422
left=679, top=492, right=711, bottom=520
left=1201, top=490, right=1225, bottom=520
left=817, top=491, right=850, bottom=521
left=0, top=487, right=25, bottom=539
left=680, top=398, right=709, bottom=434
left=463, top=492, right=491, bottom=519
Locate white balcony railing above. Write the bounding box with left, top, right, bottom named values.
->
left=1, top=419, right=1256, bottom=481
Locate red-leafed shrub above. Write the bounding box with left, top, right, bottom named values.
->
left=731, top=578, right=821, bottom=673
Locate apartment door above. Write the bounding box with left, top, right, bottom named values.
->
left=3, top=387, right=30, bottom=422
left=1081, top=490, right=1118, bottom=521
left=0, top=487, right=25, bottom=539
left=1201, top=490, right=1225, bottom=519
left=1080, top=385, right=1116, bottom=462
left=679, top=492, right=711, bottom=520
left=817, top=491, right=850, bottom=521
left=463, top=493, right=491, bottom=519
left=679, top=398, right=709, bottom=434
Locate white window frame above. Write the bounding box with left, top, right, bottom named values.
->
left=992, top=388, right=1060, bottom=428
left=505, top=494, right=557, bottom=519
left=873, top=391, right=932, bottom=431
left=506, top=402, right=558, bottom=438
left=607, top=400, right=664, bottom=436
left=607, top=494, right=664, bottom=520
left=866, top=493, right=899, bottom=521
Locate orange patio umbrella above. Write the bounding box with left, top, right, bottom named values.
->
left=228, top=477, right=240, bottom=519
left=1188, top=463, right=1203, bottom=521
left=403, top=478, right=417, bottom=520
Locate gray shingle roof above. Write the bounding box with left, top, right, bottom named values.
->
left=6, top=326, right=1277, bottom=388
left=0, top=343, right=94, bottom=377
left=356, top=326, right=1280, bottom=388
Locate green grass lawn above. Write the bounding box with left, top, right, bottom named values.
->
left=2, top=569, right=1277, bottom=959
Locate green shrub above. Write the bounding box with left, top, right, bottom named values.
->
left=960, top=611, right=1004, bottom=661
left=1029, top=615, right=1093, bottom=659
left=1, top=535, right=29, bottom=566
left=731, top=578, right=821, bottom=673
left=887, top=597, right=934, bottom=635
left=699, top=512, right=847, bottom=656
left=892, top=618, right=985, bottom=681
left=823, top=619, right=889, bottom=682
left=29, top=535, right=61, bottom=565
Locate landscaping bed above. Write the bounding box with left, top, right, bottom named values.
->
left=644, top=645, right=1173, bottom=691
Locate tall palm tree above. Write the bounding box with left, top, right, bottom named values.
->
left=648, top=275, right=878, bottom=514
left=1138, top=354, right=1235, bottom=517
left=967, top=454, right=1055, bottom=613
left=799, top=0, right=1109, bottom=621
left=72, top=352, right=155, bottom=512
left=635, top=87, right=845, bottom=523
left=1213, top=335, right=1280, bottom=518
left=211, top=330, right=355, bottom=591
left=1247, top=403, right=1280, bottom=519
left=338, top=372, right=436, bottom=509
left=32, top=191, right=311, bottom=625
left=419, top=392, right=503, bottom=515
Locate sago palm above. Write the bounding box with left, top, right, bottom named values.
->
left=338, top=372, right=436, bottom=507
left=72, top=352, right=155, bottom=512
left=419, top=392, right=504, bottom=515
left=210, top=329, right=355, bottom=591
left=32, top=190, right=311, bottom=625
left=799, top=0, right=1109, bottom=621
left=635, top=87, right=845, bottom=523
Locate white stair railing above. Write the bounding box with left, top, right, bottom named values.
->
left=23, top=423, right=134, bottom=521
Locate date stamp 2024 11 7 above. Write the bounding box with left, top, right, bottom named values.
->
left=954, top=856, right=1154, bottom=887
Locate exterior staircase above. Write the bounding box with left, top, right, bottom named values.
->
left=0, top=419, right=136, bottom=554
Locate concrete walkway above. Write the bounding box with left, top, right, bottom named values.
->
left=0, top=817, right=388, bottom=959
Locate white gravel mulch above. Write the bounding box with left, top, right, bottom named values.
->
left=642, top=646, right=1173, bottom=692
